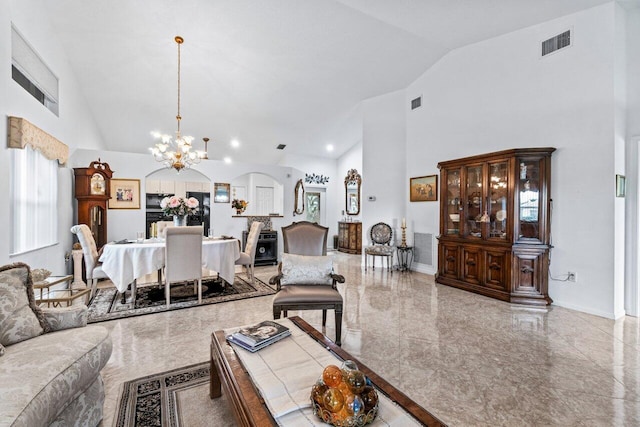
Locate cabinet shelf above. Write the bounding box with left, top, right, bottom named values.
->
left=436, top=147, right=555, bottom=306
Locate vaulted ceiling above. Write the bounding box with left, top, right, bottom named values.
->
left=44, top=0, right=614, bottom=165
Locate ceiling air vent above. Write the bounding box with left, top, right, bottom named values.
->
left=411, top=96, right=422, bottom=110
left=541, top=30, right=571, bottom=57
left=276, top=144, right=286, bottom=150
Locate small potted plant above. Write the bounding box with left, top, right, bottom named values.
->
left=232, top=199, right=248, bottom=215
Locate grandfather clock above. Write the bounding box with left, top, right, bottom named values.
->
left=74, top=159, right=113, bottom=248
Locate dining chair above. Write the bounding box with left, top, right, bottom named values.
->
left=165, top=225, right=203, bottom=306
left=156, top=221, right=174, bottom=238
left=70, top=224, right=110, bottom=299
left=235, top=221, right=264, bottom=285
left=364, top=222, right=394, bottom=273
left=270, top=221, right=345, bottom=345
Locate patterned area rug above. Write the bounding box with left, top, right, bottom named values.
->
left=87, top=273, right=275, bottom=323
left=114, top=362, right=235, bottom=427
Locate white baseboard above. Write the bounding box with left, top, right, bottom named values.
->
left=552, top=299, right=619, bottom=320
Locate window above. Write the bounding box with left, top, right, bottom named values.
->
left=11, top=25, right=59, bottom=115
left=10, top=146, right=58, bottom=254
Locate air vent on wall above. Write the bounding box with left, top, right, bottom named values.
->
left=411, top=96, right=422, bottom=110
left=413, top=232, right=433, bottom=266
left=541, top=30, right=571, bottom=57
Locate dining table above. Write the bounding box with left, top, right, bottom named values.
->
left=99, top=237, right=241, bottom=295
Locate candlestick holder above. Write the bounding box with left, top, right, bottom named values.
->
left=401, top=225, right=407, bottom=247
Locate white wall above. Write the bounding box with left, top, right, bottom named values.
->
left=278, top=153, right=339, bottom=243
left=361, top=90, right=406, bottom=254
left=402, top=3, right=618, bottom=317
left=1, top=0, right=105, bottom=272
left=624, top=5, right=640, bottom=315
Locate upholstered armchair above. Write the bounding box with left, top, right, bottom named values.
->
left=270, top=221, right=345, bottom=345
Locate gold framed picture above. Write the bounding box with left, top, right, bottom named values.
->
left=410, top=175, right=438, bottom=202
left=109, top=179, right=141, bottom=209
left=214, top=182, right=231, bottom=203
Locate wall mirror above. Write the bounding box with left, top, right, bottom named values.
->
left=293, top=179, right=305, bottom=215
left=231, top=173, right=284, bottom=215
left=345, top=169, right=361, bottom=215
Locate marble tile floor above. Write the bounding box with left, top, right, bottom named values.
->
left=98, top=252, right=640, bottom=426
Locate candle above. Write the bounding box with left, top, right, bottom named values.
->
left=402, top=218, right=406, bottom=228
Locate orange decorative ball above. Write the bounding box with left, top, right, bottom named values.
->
left=323, top=388, right=345, bottom=413
left=345, top=369, right=367, bottom=394
left=322, top=365, right=343, bottom=388
left=311, top=381, right=328, bottom=406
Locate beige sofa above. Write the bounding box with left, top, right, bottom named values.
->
left=0, top=265, right=112, bottom=427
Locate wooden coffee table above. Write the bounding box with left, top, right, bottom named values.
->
left=210, top=316, right=446, bottom=426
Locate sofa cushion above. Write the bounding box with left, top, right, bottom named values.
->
left=0, top=263, right=49, bottom=348
left=280, top=254, right=333, bottom=285
left=0, top=325, right=112, bottom=426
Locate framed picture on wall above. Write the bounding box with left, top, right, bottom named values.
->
left=214, top=182, right=231, bottom=203
left=109, top=179, right=141, bottom=209
left=410, top=175, right=438, bottom=202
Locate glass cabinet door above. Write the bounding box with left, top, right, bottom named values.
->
left=518, top=159, right=541, bottom=241
left=444, top=168, right=461, bottom=235
left=465, top=165, right=483, bottom=238
left=488, top=161, right=508, bottom=241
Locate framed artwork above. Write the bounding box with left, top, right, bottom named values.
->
left=616, top=174, right=626, bottom=197
left=109, top=179, right=141, bottom=209
left=214, top=182, right=231, bottom=203
left=410, top=175, right=438, bottom=202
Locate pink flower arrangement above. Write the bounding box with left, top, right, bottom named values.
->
left=160, top=196, right=199, bottom=216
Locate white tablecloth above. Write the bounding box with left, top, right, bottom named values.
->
left=99, top=238, right=240, bottom=292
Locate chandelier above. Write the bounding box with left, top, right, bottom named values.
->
left=150, top=36, right=206, bottom=172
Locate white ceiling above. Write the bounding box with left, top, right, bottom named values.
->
left=42, top=0, right=616, bottom=165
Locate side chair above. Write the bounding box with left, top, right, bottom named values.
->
left=270, top=221, right=345, bottom=345
left=364, top=222, right=394, bottom=273
left=165, top=226, right=203, bottom=306
left=70, top=224, right=110, bottom=299
left=235, top=221, right=264, bottom=284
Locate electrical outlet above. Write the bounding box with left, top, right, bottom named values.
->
left=568, top=271, right=577, bottom=282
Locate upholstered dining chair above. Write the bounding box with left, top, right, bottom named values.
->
left=235, top=221, right=264, bottom=284
left=70, top=224, right=110, bottom=299
left=364, top=222, right=394, bottom=273
left=270, top=221, right=345, bottom=345
left=156, top=221, right=174, bottom=238
left=165, top=226, right=203, bottom=306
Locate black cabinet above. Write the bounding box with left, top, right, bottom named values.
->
left=242, top=231, right=278, bottom=266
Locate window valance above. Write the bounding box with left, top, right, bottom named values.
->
left=7, top=116, right=69, bottom=164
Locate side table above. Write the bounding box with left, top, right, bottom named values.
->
left=34, top=275, right=90, bottom=307
left=396, top=246, right=414, bottom=272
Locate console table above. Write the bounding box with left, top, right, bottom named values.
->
left=337, top=221, right=362, bottom=254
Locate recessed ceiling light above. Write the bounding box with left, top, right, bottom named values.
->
left=231, top=139, right=240, bottom=148
left=224, top=157, right=232, bottom=164
left=326, top=144, right=334, bottom=152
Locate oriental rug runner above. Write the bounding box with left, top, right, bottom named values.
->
left=113, top=362, right=234, bottom=427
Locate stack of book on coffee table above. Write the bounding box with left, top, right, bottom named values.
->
left=227, top=320, right=291, bottom=352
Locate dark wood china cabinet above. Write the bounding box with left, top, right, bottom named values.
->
left=73, top=160, right=113, bottom=248
left=436, top=148, right=555, bottom=306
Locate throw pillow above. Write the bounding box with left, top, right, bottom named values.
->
left=0, top=263, right=50, bottom=347
left=280, top=253, right=333, bottom=285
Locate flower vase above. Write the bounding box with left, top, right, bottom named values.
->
left=173, top=214, right=187, bottom=226
left=236, top=209, right=243, bottom=215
